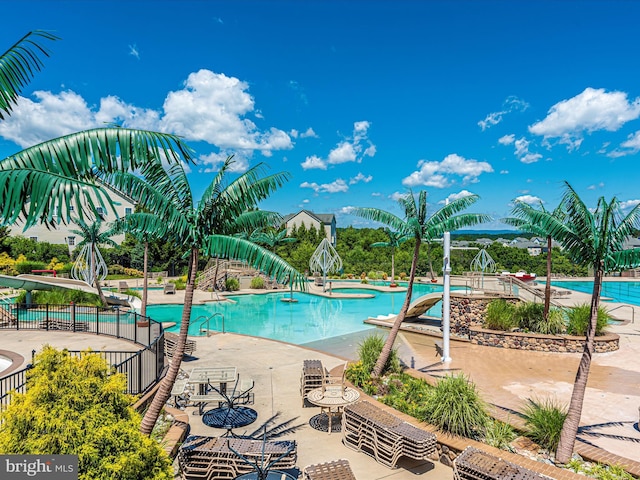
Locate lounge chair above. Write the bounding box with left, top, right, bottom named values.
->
left=164, top=331, right=197, bottom=358
left=0, top=306, right=17, bottom=327
left=118, top=281, right=129, bottom=293
left=453, top=446, right=548, bottom=479
left=303, top=459, right=357, bottom=480
left=164, top=283, right=176, bottom=294
left=300, top=359, right=325, bottom=407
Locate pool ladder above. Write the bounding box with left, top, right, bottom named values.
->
left=196, top=313, right=225, bottom=336
left=607, top=304, right=635, bottom=324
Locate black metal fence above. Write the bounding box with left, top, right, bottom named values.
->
left=0, top=302, right=165, bottom=408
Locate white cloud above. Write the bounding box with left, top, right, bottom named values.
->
left=439, top=190, right=475, bottom=204
left=199, top=151, right=249, bottom=173
left=300, top=127, right=317, bottom=138
left=349, top=172, right=373, bottom=185
left=339, top=206, right=355, bottom=214
left=371, top=192, right=382, bottom=197
left=389, top=191, right=407, bottom=202
left=500, top=170, right=509, bottom=174
left=529, top=87, right=640, bottom=150
left=302, top=199, right=309, bottom=204
left=301, top=155, right=327, bottom=170
left=300, top=179, right=348, bottom=193
left=402, top=153, right=493, bottom=188
left=620, top=199, right=640, bottom=210
left=608, top=130, right=640, bottom=157
left=514, top=195, right=543, bottom=206
left=328, top=141, right=357, bottom=164
left=478, top=96, right=529, bottom=131
left=587, top=182, right=604, bottom=190
left=0, top=69, right=293, bottom=172
left=498, top=134, right=515, bottom=145
left=129, top=44, right=140, bottom=59
left=513, top=137, right=543, bottom=164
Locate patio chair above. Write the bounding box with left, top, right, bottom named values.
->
left=234, top=378, right=255, bottom=405
left=170, top=378, right=190, bottom=408
left=303, top=459, right=357, bottom=480
left=118, top=281, right=129, bottom=293
left=322, top=361, right=348, bottom=395
left=164, top=283, right=176, bottom=294
left=164, top=331, right=197, bottom=359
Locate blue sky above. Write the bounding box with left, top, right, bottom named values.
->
left=3, top=1, right=640, bottom=230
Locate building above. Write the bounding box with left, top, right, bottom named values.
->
left=8, top=184, right=135, bottom=250
left=282, top=210, right=337, bottom=245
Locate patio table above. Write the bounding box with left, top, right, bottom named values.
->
left=307, top=386, right=360, bottom=434
left=188, top=366, right=237, bottom=394
left=203, top=405, right=258, bottom=437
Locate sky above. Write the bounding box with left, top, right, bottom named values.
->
left=2, top=0, right=640, bottom=231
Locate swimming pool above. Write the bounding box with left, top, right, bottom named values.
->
left=551, top=280, right=640, bottom=306
left=146, top=283, right=447, bottom=344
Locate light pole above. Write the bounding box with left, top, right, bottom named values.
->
left=441, top=230, right=452, bottom=362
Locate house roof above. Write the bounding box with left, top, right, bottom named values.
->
left=282, top=210, right=335, bottom=225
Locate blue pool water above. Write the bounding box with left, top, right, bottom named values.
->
left=551, top=280, right=640, bottom=307
left=146, top=282, right=447, bottom=344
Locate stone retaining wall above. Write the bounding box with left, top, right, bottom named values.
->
left=448, top=293, right=619, bottom=353
left=469, top=327, right=619, bottom=353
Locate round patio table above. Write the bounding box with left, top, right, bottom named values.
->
left=203, top=406, right=258, bottom=437
left=234, top=471, right=296, bottom=480
left=306, top=386, right=360, bottom=434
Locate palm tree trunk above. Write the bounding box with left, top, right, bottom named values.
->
left=371, top=239, right=421, bottom=378
left=555, top=263, right=603, bottom=463
left=427, top=242, right=436, bottom=280
left=543, top=235, right=552, bottom=320
left=390, top=249, right=396, bottom=286
left=141, top=241, right=148, bottom=317
left=92, top=244, right=109, bottom=307
left=140, top=247, right=198, bottom=435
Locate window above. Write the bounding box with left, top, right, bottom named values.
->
left=29, top=236, right=38, bottom=242
left=95, top=206, right=105, bottom=217
left=125, top=207, right=132, bottom=216
left=67, top=236, right=76, bottom=246
left=69, top=205, right=75, bottom=212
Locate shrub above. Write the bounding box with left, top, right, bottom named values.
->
left=484, top=418, right=517, bottom=450
left=535, top=308, right=566, bottom=335
left=513, top=302, right=545, bottom=331
left=0, top=347, right=173, bottom=479
left=565, top=459, right=634, bottom=480
left=423, top=374, right=489, bottom=438
left=521, top=397, right=567, bottom=452
left=380, top=374, right=432, bottom=419
left=15, top=260, right=47, bottom=274
left=15, top=289, right=102, bottom=306
left=345, top=361, right=378, bottom=395
left=360, top=278, right=369, bottom=284
left=124, top=289, right=141, bottom=299
left=484, top=299, right=517, bottom=331
left=566, top=304, right=609, bottom=336
left=171, top=277, right=187, bottom=290
left=367, top=271, right=378, bottom=280
left=225, top=278, right=240, bottom=291
left=356, top=334, right=400, bottom=376
left=250, top=276, right=265, bottom=289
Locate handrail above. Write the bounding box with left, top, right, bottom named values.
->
left=607, top=304, right=635, bottom=324
left=197, top=312, right=225, bottom=336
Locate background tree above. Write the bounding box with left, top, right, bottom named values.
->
left=370, top=228, right=410, bottom=284
left=354, top=190, right=490, bottom=377
left=103, top=157, right=305, bottom=435
left=0, top=347, right=172, bottom=479
left=522, top=182, right=640, bottom=463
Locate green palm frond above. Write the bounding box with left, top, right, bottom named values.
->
left=203, top=235, right=306, bottom=290
left=0, top=31, right=59, bottom=120
left=2, top=128, right=193, bottom=176
left=109, top=212, right=182, bottom=243
left=371, top=229, right=410, bottom=249
left=0, top=168, right=108, bottom=228
left=351, top=207, right=406, bottom=233
left=69, top=217, right=117, bottom=248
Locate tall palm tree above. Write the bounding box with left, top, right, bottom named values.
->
left=102, top=157, right=306, bottom=435
left=354, top=190, right=489, bottom=377
left=503, top=201, right=565, bottom=320
left=370, top=228, right=409, bottom=286
left=518, top=182, right=640, bottom=463
left=69, top=217, right=116, bottom=306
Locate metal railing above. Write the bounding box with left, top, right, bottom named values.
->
left=196, top=312, right=225, bottom=336
left=0, top=302, right=165, bottom=407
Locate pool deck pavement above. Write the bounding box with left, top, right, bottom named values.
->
left=2, top=276, right=640, bottom=478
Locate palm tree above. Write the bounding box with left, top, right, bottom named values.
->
left=69, top=217, right=116, bottom=306
left=503, top=201, right=565, bottom=321
left=252, top=228, right=297, bottom=253
left=353, top=190, right=489, bottom=377
left=370, top=228, right=409, bottom=286
left=102, top=157, right=306, bottom=435
left=517, top=182, right=640, bottom=463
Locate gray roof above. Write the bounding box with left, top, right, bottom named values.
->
left=282, top=210, right=335, bottom=225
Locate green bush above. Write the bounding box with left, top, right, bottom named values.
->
left=225, top=278, right=240, bottom=291
left=367, top=271, right=378, bottom=280
left=423, top=374, right=489, bottom=439
left=171, top=277, right=187, bottom=290
left=0, top=347, right=173, bottom=479
left=15, top=260, right=47, bottom=275
left=123, top=289, right=142, bottom=299
left=484, top=418, right=517, bottom=450
left=250, top=276, right=265, bottom=289
left=566, top=304, right=609, bottom=336
left=565, top=459, right=634, bottom=479
left=356, top=334, right=400, bottom=377
left=484, top=299, right=517, bottom=331
left=380, top=374, right=432, bottom=419
left=521, top=397, right=567, bottom=452
left=513, top=302, right=545, bottom=331
left=536, top=308, right=566, bottom=335
left=15, top=289, right=103, bottom=306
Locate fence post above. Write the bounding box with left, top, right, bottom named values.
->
left=115, top=307, right=120, bottom=339
left=134, top=313, right=138, bottom=344
left=15, top=304, right=18, bottom=330
left=96, top=306, right=99, bottom=334
left=45, top=303, right=49, bottom=330
left=71, top=302, right=76, bottom=331
left=138, top=352, right=142, bottom=394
